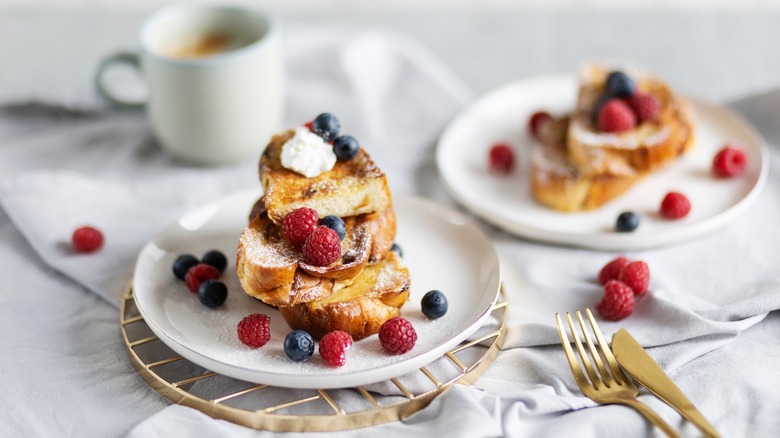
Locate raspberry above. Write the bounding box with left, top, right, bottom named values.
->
left=596, top=280, right=635, bottom=321
left=597, top=100, right=636, bottom=133
left=379, top=317, right=417, bottom=355
left=302, top=226, right=341, bottom=266
left=304, top=121, right=313, bottom=131
left=319, top=330, right=353, bottom=367
left=71, top=226, right=104, bottom=253
left=626, top=93, right=659, bottom=123
left=528, top=111, right=552, bottom=139
left=618, top=261, right=650, bottom=295
left=237, top=313, right=271, bottom=348
left=598, top=256, right=630, bottom=285
left=488, top=143, right=514, bottom=174
left=184, top=263, right=220, bottom=293
left=660, top=192, right=691, bottom=220
left=283, top=207, right=319, bottom=245
left=712, top=145, right=747, bottom=178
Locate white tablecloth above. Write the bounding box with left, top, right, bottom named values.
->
left=1, top=24, right=779, bottom=438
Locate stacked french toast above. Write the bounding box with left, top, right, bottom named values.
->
left=530, top=63, right=695, bottom=212
left=236, top=114, right=410, bottom=341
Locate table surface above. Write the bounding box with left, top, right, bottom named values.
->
left=2, top=8, right=780, bottom=437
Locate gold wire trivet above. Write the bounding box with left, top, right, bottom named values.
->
left=120, top=282, right=507, bottom=432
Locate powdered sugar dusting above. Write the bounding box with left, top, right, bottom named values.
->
left=570, top=120, right=671, bottom=150
left=240, top=227, right=299, bottom=268
left=375, top=258, right=407, bottom=291
left=532, top=144, right=577, bottom=178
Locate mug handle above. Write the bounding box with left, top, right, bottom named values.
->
left=94, top=52, right=146, bottom=110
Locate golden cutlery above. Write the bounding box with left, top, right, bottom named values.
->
left=555, top=309, right=681, bottom=438
left=612, top=328, right=720, bottom=438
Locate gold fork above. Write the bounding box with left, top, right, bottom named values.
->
left=555, top=309, right=681, bottom=438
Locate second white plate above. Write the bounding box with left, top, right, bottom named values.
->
left=436, top=75, right=769, bottom=250
left=132, top=190, right=501, bottom=389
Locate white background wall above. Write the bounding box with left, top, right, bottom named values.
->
left=3, top=0, right=780, bottom=10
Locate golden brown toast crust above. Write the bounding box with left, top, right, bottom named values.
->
left=567, top=65, right=694, bottom=177
left=260, top=130, right=393, bottom=225
left=278, top=252, right=411, bottom=340
left=236, top=201, right=396, bottom=307
left=531, top=117, right=644, bottom=211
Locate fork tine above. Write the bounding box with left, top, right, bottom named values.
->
left=555, top=313, right=593, bottom=391
left=585, top=308, right=630, bottom=385
left=575, top=310, right=615, bottom=388
left=565, top=312, right=602, bottom=390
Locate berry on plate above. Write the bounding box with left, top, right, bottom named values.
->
left=421, top=290, right=448, bottom=319
left=333, top=135, right=359, bottom=161
left=712, top=144, right=747, bottom=178
left=318, top=215, right=346, bottom=241
left=283, top=207, right=320, bottom=245
left=284, top=330, right=315, bottom=362
left=598, top=256, right=630, bottom=285
left=319, top=330, right=353, bottom=367
left=198, top=280, right=228, bottom=308
left=379, top=317, right=417, bottom=355
left=311, top=113, right=340, bottom=141
left=390, top=242, right=403, bottom=258
left=185, top=263, right=220, bottom=293
left=626, top=93, right=659, bottom=123
left=237, top=313, right=271, bottom=348
left=615, top=211, right=640, bottom=232
left=303, top=226, right=341, bottom=266
left=173, top=254, right=199, bottom=280
left=596, top=280, right=635, bottom=321
left=606, top=71, right=636, bottom=98
left=528, top=111, right=552, bottom=139
left=659, top=191, right=691, bottom=220
left=72, top=226, right=104, bottom=253
left=202, top=249, right=227, bottom=272
left=488, top=143, right=515, bottom=174
left=618, top=261, right=650, bottom=295
left=597, top=100, right=637, bottom=133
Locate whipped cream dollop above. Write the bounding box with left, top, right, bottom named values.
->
left=280, top=127, right=337, bottom=178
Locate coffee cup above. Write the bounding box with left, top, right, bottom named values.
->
left=95, top=5, right=285, bottom=165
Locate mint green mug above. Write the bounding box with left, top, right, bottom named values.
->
left=95, top=5, right=285, bottom=165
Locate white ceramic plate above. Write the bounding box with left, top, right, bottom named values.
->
left=436, top=75, right=769, bottom=250
left=133, top=191, right=501, bottom=389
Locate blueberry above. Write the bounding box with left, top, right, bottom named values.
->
left=319, top=215, right=346, bottom=241
left=421, top=290, right=448, bottom=319
left=173, top=254, right=199, bottom=280
left=606, top=71, right=636, bottom=98
left=333, top=135, right=359, bottom=160
left=198, top=280, right=228, bottom=308
left=616, top=211, right=640, bottom=232
left=202, top=249, right=227, bottom=272
left=390, top=243, right=403, bottom=258
left=311, top=113, right=340, bottom=141
left=284, top=330, right=315, bottom=362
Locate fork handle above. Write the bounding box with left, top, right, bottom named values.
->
left=621, top=398, right=682, bottom=438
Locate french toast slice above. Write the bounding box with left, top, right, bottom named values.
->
left=260, top=130, right=393, bottom=226
left=531, top=116, right=644, bottom=211
left=236, top=200, right=395, bottom=307
left=567, top=63, right=694, bottom=177
left=279, top=251, right=411, bottom=340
